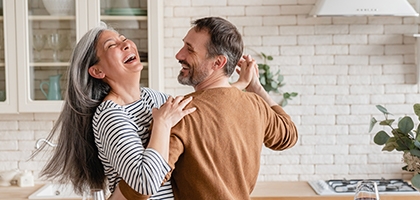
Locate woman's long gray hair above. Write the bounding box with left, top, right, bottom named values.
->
left=33, top=22, right=114, bottom=194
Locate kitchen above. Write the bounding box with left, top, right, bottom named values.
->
left=1, top=0, right=420, bottom=199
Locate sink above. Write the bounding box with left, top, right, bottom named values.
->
left=28, top=183, right=82, bottom=199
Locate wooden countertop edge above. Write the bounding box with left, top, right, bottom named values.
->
left=1, top=181, right=419, bottom=200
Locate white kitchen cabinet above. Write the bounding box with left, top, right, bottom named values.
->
left=0, top=0, right=163, bottom=113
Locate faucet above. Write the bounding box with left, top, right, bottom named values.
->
left=35, top=138, right=57, bottom=149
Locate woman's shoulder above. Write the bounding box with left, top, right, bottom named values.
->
left=95, top=100, right=128, bottom=117
left=140, top=87, right=168, bottom=103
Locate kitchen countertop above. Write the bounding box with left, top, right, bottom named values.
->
left=1, top=181, right=419, bottom=200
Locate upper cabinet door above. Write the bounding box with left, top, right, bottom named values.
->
left=0, top=0, right=162, bottom=113
left=16, top=0, right=78, bottom=112
left=0, top=0, right=18, bottom=113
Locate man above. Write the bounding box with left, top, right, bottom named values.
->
left=122, top=16, right=298, bottom=200
left=168, top=16, right=298, bottom=199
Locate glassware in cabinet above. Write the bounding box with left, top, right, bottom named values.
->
left=28, top=0, right=75, bottom=101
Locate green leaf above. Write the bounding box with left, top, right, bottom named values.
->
left=398, top=116, right=414, bottom=134
left=379, top=119, right=394, bottom=126
left=277, top=74, right=284, bottom=83
left=376, top=105, right=391, bottom=115
left=373, top=131, right=389, bottom=145
left=271, top=81, right=278, bottom=89
left=260, top=76, right=266, bottom=85
left=369, top=117, right=377, bottom=133
left=414, top=140, right=420, bottom=149
left=283, top=93, right=291, bottom=99
left=410, top=149, right=420, bottom=157
left=411, top=174, right=420, bottom=190
left=415, top=103, right=420, bottom=120
left=261, top=52, right=267, bottom=59
left=267, top=55, right=273, bottom=61
left=382, top=142, right=397, bottom=151
left=290, top=92, right=298, bottom=97
left=416, top=124, right=420, bottom=141
left=281, top=99, right=288, bottom=107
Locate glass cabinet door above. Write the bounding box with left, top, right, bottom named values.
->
left=28, top=0, right=76, bottom=101
left=15, top=0, right=77, bottom=112
left=0, top=0, right=18, bottom=113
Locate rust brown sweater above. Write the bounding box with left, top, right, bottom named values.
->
left=164, top=87, right=298, bottom=200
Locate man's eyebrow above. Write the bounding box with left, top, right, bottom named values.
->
left=183, top=39, right=194, bottom=50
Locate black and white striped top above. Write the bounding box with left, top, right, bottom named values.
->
left=92, top=87, right=173, bottom=199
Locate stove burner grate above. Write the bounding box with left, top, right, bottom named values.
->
left=327, top=178, right=417, bottom=193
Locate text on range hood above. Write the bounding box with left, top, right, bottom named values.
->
left=309, top=0, right=419, bottom=17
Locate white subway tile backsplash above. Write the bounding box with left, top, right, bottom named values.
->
left=349, top=25, right=384, bottom=34
left=281, top=45, right=314, bottom=55
left=384, top=24, right=418, bottom=34
left=174, top=7, right=210, bottom=17
left=315, top=25, right=349, bottom=35
left=282, top=164, right=315, bottom=174
left=349, top=45, right=384, bottom=55
left=264, top=16, right=297, bottom=26
left=315, top=164, right=349, bottom=174
left=0, top=141, right=18, bottom=150
left=280, top=25, right=314, bottom=35
left=211, top=7, right=245, bottom=16
left=335, top=155, right=367, bottom=164
left=298, top=35, right=332, bottom=45
left=301, top=155, right=333, bottom=164
left=316, top=45, right=348, bottom=55
left=262, top=36, right=297, bottom=45
left=246, top=6, right=280, bottom=16
left=192, top=0, right=226, bottom=6
left=369, top=35, right=403, bottom=45
left=244, top=26, right=279, bottom=36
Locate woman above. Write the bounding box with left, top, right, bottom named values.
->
left=34, top=22, right=195, bottom=199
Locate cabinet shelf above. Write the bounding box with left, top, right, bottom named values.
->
left=29, top=15, right=75, bottom=21
left=100, top=15, right=147, bottom=21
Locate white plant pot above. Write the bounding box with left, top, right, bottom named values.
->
left=42, top=0, right=75, bottom=16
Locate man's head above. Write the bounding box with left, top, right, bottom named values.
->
left=176, top=17, right=243, bottom=88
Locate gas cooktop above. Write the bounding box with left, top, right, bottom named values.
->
left=308, top=178, right=419, bottom=196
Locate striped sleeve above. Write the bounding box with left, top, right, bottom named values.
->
left=93, top=106, right=171, bottom=195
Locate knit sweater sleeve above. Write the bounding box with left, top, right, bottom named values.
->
left=263, top=104, right=298, bottom=150
left=93, top=107, right=171, bottom=195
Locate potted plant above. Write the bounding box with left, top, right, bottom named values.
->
left=257, top=53, right=297, bottom=107
left=369, top=104, right=420, bottom=189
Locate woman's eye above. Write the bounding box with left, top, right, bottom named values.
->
left=108, top=44, right=116, bottom=48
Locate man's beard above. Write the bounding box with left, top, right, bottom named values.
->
left=177, top=60, right=209, bottom=86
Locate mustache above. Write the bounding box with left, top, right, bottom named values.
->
left=178, top=60, right=190, bottom=68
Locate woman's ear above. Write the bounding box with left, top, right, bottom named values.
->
left=213, top=55, right=227, bottom=70
left=88, top=66, right=105, bottom=79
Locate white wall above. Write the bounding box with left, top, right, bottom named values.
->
left=1, top=0, right=420, bottom=182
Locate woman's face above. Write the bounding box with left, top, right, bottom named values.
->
left=90, top=30, right=142, bottom=83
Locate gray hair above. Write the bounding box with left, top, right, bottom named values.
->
left=33, top=22, right=116, bottom=195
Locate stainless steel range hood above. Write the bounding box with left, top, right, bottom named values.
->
left=309, top=0, right=419, bottom=17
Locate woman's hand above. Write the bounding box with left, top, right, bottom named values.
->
left=148, top=96, right=196, bottom=161
left=152, top=96, right=196, bottom=129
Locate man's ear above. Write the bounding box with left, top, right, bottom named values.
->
left=213, top=55, right=227, bottom=70
left=88, top=65, right=105, bottom=79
